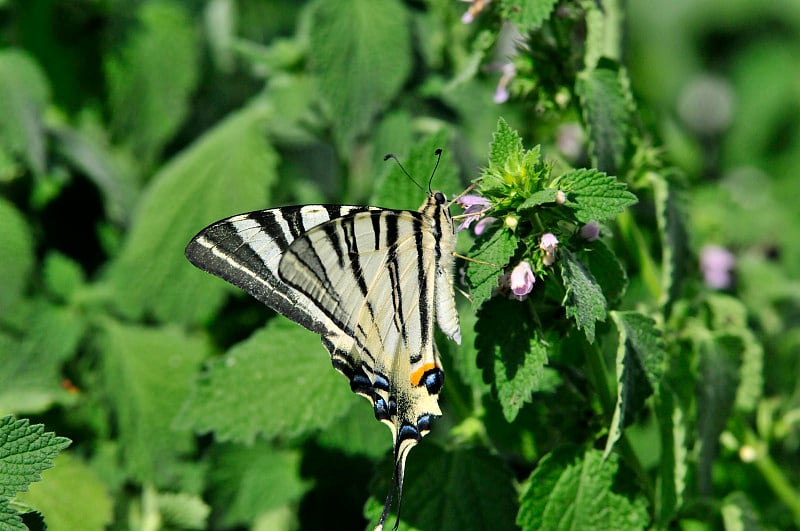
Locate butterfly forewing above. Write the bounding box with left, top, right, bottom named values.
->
left=185, top=193, right=461, bottom=530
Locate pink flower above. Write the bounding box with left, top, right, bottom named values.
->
left=580, top=221, right=600, bottom=241
left=474, top=216, right=498, bottom=235
left=509, top=261, right=535, bottom=300
left=700, top=245, right=735, bottom=289
left=540, top=233, right=559, bottom=266
left=456, top=194, right=491, bottom=232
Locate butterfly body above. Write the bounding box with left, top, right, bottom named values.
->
left=186, top=191, right=461, bottom=529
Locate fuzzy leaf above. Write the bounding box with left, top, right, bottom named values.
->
left=501, top=0, right=559, bottom=29
left=654, top=385, right=688, bottom=527
left=576, top=65, right=630, bottom=175
left=466, top=228, right=520, bottom=309
left=0, top=417, right=71, bottom=498
left=0, top=198, right=34, bottom=315
left=106, top=1, right=199, bottom=165
left=104, top=102, right=278, bottom=325
left=208, top=443, right=311, bottom=527
left=177, top=318, right=354, bottom=444
left=157, top=491, right=210, bottom=530
left=14, top=453, right=113, bottom=531
left=99, top=321, right=207, bottom=484
left=557, top=168, right=638, bottom=223
left=581, top=239, right=628, bottom=305
left=309, top=0, right=411, bottom=150
left=517, top=188, right=559, bottom=213
left=650, top=172, right=691, bottom=315
left=560, top=249, right=607, bottom=342
left=482, top=118, right=525, bottom=195
left=476, top=297, right=550, bottom=422
left=518, top=446, right=649, bottom=530
left=365, top=445, right=518, bottom=531
left=0, top=499, right=25, bottom=531
left=604, top=311, right=665, bottom=457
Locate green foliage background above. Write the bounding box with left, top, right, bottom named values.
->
left=1, top=0, right=800, bottom=530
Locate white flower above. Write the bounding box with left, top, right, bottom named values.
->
left=540, top=233, right=559, bottom=266
left=509, top=261, right=535, bottom=300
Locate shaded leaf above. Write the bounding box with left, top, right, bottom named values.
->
left=581, top=239, right=628, bottom=305
left=466, top=229, right=519, bottom=309
left=0, top=198, right=34, bottom=316
left=721, top=492, right=762, bottom=531
left=309, top=0, right=411, bottom=150
left=650, top=172, right=691, bottom=315
left=560, top=249, right=607, bottom=342
left=0, top=499, right=25, bottom=531
left=654, top=384, right=688, bottom=527
left=177, top=318, right=354, bottom=444
left=104, top=102, right=278, bottom=325
left=0, top=417, right=70, bottom=498
left=501, top=0, right=559, bottom=29
left=517, top=188, right=559, bottom=213
left=157, top=491, right=210, bottom=530
left=99, top=320, right=207, bottom=485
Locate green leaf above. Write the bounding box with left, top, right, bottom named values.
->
left=576, top=65, right=630, bottom=174
left=208, top=443, right=311, bottom=527
left=517, top=188, right=559, bottom=213
left=466, top=228, right=519, bottom=309
left=105, top=1, right=199, bottom=165
left=650, top=172, right=691, bottom=314
left=373, top=129, right=458, bottom=211
left=604, top=311, right=665, bottom=457
left=42, top=252, right=85, bottom=303
left=315, top=400, right=389, bottom=459
left=0, top=499, right=25, bottom=531
left=557, top=168, right=638, bottom=223
left=476, top=297, right=550, bottom=422
left=696, top=335, right=741, bottom=495
left=500, top=0, right=559, bottom=29
left=99, top=320, right=207, bottom=484
left=103, top=102, right=278, bottom=325
left=0, top=50, right=50, bottom=174
left=560, top=249, right=607, bottom=342
left=177, top=317, right=354, bottom=444
left=14, top=453, right=112, bottom=531
left=581, top=239, right=628, bottom=305
left=0, top=198, right=34, bottom=316
left=517, top=446, right=649, bottom=530
left=309, top=0, right=411, bottom=151
left=583, top=0, right=623, bottom=69
left=483, top=118, right=525, bottom=195
left=0, top=417, right=71, bottom=498
left=0, top=299, right=85, bottom=414
left=156, top=491, right=210, bottom=530
left=365, top=445, right=518, bottom=531
left=721, top=492, right=762, bottom=531
left=654, top=385, right=688, bottom=527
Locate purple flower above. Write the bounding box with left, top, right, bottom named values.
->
left=509, top=261, right=535, bottom=300
left=461, top=0, right=491, bottom=24
left=540, top=233, right=559, bottom=266
left=474, top=216, right=498, bottom=235
left=700, top=245, right=735, bottom=289
left=580, top=221, right=600, bottom=241
left=493, top=63, right=516, bottom=104
left=456, top=194, right=491, bottom=232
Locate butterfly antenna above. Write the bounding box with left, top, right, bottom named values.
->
left=427, top=148, right=442, bottom=194
left=384, top=153, right=425, bottom=193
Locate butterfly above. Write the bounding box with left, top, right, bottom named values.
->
left=185, top=151, right=462, bottom=530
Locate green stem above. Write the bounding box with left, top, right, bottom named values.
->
left=743, top=426, right=800, bottom=526
left=617, top=210, right=662, bottom=302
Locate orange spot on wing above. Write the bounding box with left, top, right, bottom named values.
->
left=410, top=363, right=436, bottom=386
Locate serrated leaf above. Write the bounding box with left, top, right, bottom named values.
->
left=0, top=417, right=71, bottom=498
left=438, top=308, right=489, bottom=394
left=650, top=172, right=690, bottom=315
left=208, top=443, right=311, bottom=527
left=106, top=1, right=199, bottom=165
left=654, top=384, right=688, bottom=527
left=476, top=297, right=549, bottom=422
left=517, top=446, right=649, bottom=530
left=581, top=239, right=628, bottom=305
left=557, top=168, right=638, bottom=223
left=0, top=299, right=85, bottom=414
left=372, top=129, right=458, bottom=211
left=0, top=198, right=34, bottom=316
left=309, top=0, right=411, bottom=150
left=104, top=102, right=278, bottom=325
left=696, top=335, right=741, bottom=495
left=501, top=0, right=559, bottom=29
left=14, top=453, right=112, bottom=531
left=99, top=321, right=207, bottom=484
left=316, top=400, right=389, bottom=459
left=604, top=311, right=665, bottom=457
left=517, top=188, right=559, bottom=212
left=576, top=65, right=630, bottom=174
left=365, top=445, right=518, bottom=531
left=0, top=499, right=25, bottom=531
left=560, top=249, right=607, bottom=342
left=583, top=0, right=623, bottom=69
left=177, top=318, right=354, bottom=444
left=483, top=118, right=525, bottom=194
left=466, top=229, right=519, bottom=309
left=0, top=50, right=50, bottom=175
left=157, top=491, right=210, bottom=530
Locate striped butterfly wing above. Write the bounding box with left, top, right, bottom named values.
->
left=185, top=192, right=461, bottom=530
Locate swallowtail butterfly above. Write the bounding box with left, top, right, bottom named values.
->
left=185, top=152, right=461, bottom=530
